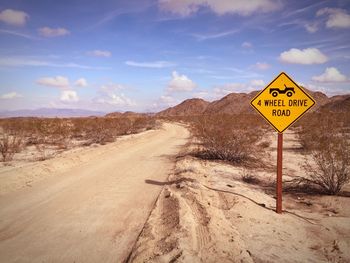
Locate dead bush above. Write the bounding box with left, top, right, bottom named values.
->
left=35, top=144, right=48, bottom=161
left=303, top=137, right=349, bottom=195
left=258, top=140, right=271, bottom=149
left=131, top=117, right=157, bottom=132
left=191, top=114, right=267, bottom=165
left=82, top=118, right=116, bottom=145
left=240, top=168, right=260, bottom=184
left=0, top=134, right=23, bottom=162
left=297, top=112, right=349, bottom=151
left=296, top=111, right=350, bottom=195
left=0, top=116, right=160, bottom=162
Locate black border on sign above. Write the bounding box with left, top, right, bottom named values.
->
left=250, top=72, right=316, bottom=133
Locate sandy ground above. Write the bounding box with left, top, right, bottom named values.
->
left=129, top=130, right=350, bottom=263
left=0, top=123, right=189, bottom=263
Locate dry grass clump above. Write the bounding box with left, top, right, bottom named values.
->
left=0, top=116, right=157, bottom=162
left=240, top=168, right=261, bottom=184
left=190, top=114, right=269, bottom=165
left=295, top=111, right=350, bottom=195
left=0, top=134, right=23, bottom=162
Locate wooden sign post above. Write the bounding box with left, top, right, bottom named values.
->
left=276, top=133, right=283, bottom=213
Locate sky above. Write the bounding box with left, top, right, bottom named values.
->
left=0, top=0, right=349, bottom=113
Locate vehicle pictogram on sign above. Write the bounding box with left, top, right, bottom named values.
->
left=269, top=85, right=295, bottom=97
left=250, top=72, right=315, bottom=133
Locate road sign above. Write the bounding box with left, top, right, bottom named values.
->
left=250, top=72, right=315, bottom=133
left=250, top=72, right=315, bottom=214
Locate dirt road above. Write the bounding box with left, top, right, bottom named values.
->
left=0, top=123, right=189, bottom=262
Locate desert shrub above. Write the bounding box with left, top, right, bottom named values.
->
left=297, top=111, right=349, bottom=151
left=191, top=114, right=267, bottom=165
left=0, top=116, right=159, bottom=161
left=0, top=134, right=23, bottom=162
left=35, top=144, right=49, bottom=161
left=240, top=168, right=260, bottom=184
left=131, top=117, right=157, bottom=132
left=303, top=143, right=349, bottom=195
left=69, top=116, right=157, bottom=145
left=0, top=118, right=72, bottom=147
left=297, top=111, right=350, bottom=195
left=34, top=118, right=71, bottom=146
left=72, top=117, right=120, bottom=145
left=258, top=140, right=271, bottom=149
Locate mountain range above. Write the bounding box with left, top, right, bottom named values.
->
left=1, top=89, right=348, bottom=118
left=0, top=108, right=105, bottom=118
left=156, top=89, right=349, bottom=116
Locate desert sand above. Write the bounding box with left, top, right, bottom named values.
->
left=129, top=129, right=350, bottom=263
left=0, top=123, right=189, bottom=262
left=0, top=123, right=349, bottom=263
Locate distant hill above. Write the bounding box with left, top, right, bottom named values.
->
left=319, top=95, right=350, bottom=112
left=105, top=111, right=154, bottom=118
left=157, top=88, right=349, bottom=116
left=204, top=91, right=258, bottom=114
left=301, top=88, right=329, bottom=111
left=0, top=108, right=105, bottom=118
left=157, top=98, right=210, bottom=117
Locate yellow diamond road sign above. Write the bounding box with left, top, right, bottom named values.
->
left=251, top=72, right=315, bottom=133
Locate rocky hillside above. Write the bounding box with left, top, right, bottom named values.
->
left=156, top=98, right=210, bottom=116
left=105, top=111, right=153, bottom=118
left=319, top=95, right=350, bottom=112
left=204, top=91, right=258, bottom=114
left=156, top=88, right=349, bottom=116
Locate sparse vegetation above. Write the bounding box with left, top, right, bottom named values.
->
left=296, top=111, right=350, bottom=195
left=0, top=134, right=23, bottom=162
left=240, top=168, right=260, bottom=184
left=0, top=116, right=158, bottom=162
left=190, top=114, right=269, bottom=165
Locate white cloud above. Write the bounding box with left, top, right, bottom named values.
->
left=192, top=29, right=239, bottom=40
left=36, top=76, right=70, bottom=88
left=302, top=83, right=349, bottom=96
left=312, top=67, right=348, bottom=83
left=0, top=9, right=29, bottom=26
left=253, top=62, right=271, bottom=70
left=305, top=22, right=318, bottom=33
left=75, top=78, right=88, bottom=87
left=100, top=83, right=127, bottom=92
left=213, top=83, right=247, bottom=97
left=213, top=80, right=265, bottom=97
left=159, top=0, right=200, bottom=16
left=1, top=92, right=22, bottom=99
left=159, top=0, right=280, bottom=17
left=152, top=95, right=179, bottom=110
left=38, top=27, right=70, bottom=37
left=160, top=95, right=177, bottom=106
left=242, top=41, right=253, bottom=48
left=60, top=90, right=79, bottom=102
left=0, top=29, right=38, bottom=40
left=87, top=50, right=112, bottom=57
left=95, top=93, right=135, bottom=106
left=192, top=91, right=210, bottom=99
left=317, top=8, right=350, bottom=29
left=279, top=48, right=328, bottom=65
left=250, top=79, right=265, bottom=87
left=0, top=57, right=50, bottom=67
left=167, top=71, right=197, bottom=92
left=0, top=56, right=110, bottom=70
left=95, top=83, right=136, bottom=107
left=125, top=60, right=175, bottom=68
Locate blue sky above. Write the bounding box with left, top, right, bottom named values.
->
left=0, top=0, right=349, bottom=112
